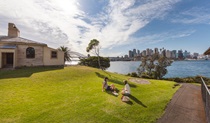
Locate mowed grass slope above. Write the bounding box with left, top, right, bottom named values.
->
left=0, top=66, right=179, bottom=123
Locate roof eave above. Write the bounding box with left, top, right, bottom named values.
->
left=0, top=41, right=47, bottom=46
left=204, top=47, right=210, bottom=55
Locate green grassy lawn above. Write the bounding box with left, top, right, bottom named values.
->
left=0, top=66, right=179, bottom=123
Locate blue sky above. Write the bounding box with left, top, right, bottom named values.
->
left=0, top=0, right=210, bottom=56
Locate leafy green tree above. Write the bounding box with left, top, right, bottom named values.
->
left=154, top=56, right=173, bottom=79
left=137, top=56, right=147, bottom=75
left=137, top=52, right=172, bottom=79
left=79, top=56, right=110, bottom=70
left=58, top=46, right=71, bottom=63
left=86, top=39, right=101, bottom=69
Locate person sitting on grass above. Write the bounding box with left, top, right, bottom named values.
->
left=102, top=77, right=116, bottom=94
left=121, top=80, right=131, bottom=101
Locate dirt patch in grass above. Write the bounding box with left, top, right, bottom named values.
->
left=128, top=78, right=150, bottom=84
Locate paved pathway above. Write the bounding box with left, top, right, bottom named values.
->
left=157, top=83, right=207, bottom=123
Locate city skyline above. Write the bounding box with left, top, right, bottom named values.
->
left=0, top=0, right=210, bottom=56
left=126, top=47, right=200, bottom=58
left=109, top=47, right=205, bottom=62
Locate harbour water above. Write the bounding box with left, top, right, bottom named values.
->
left=106, top=60, right=210, bottom=78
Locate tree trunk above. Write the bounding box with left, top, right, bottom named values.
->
left=97, top=55, right=102, bottom=70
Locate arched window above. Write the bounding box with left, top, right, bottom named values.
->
left=26, top=47, right=35, bottom=58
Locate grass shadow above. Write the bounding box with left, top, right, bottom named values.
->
left=95, top=72, right=136, bottom=88
left=96, top=72, right=123, bottom=85
left=129, top=95, right=147, bottom=108
left=0, top=66, right=64, bottom=79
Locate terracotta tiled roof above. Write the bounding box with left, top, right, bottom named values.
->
left=0, top=36, right=47, bottom=46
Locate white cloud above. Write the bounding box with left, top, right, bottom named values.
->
left=171, top=7, right=210, bottom=24
left=134, top=29, right=196, bottom=44
left=84, top=0, right=181, bottom=51
left=0, top=0, right=181, bottom=56
left=100, top=29, right=196, bottom=57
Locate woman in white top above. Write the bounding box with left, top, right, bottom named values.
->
left=121, top=80, right=131, bottom=101
left=121, top=80, right=131, bottom=95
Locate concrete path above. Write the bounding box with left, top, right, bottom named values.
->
left=157, top=83, right=207, bottom=123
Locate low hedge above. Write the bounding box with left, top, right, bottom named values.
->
left=164, top=76, right=210, bottom=85
left=126, top=72, right=210, bottom=85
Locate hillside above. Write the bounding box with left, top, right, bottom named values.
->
left=0, top=66, right=179, bottom=123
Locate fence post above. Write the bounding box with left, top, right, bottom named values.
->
left=201, top=77, right=210, bottom=123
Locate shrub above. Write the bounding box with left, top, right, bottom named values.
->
left=164, top=76, right=210, bottom=84
left=172, top=83, right=180, bottom=88
left=174, top=83, right=180, bottom=86
left=182, top=77, right=194, bottom=83
left=174, top=77, right=185, bottom=83
left=141, top=74, right=152, bottom=79
left=131, top=72, right=138, bottom=77
left=79, top=56, right=110, bottom=70
left=166, top=78, right=175, bottom=81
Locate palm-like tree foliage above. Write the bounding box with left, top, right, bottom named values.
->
left=58, top=46, right=71, bottom=63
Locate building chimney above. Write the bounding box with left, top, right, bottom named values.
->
left=8, top=23, right=20, bottom=37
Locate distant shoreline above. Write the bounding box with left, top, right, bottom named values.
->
left=107, top=60, right=210, bottom=78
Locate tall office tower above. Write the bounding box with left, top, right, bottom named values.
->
left=162, top=49, right=166, bottom=57
left=150, top=49, right=153, bottom=55
left=171, top=50, right=177, bottom=58
left=146, top=48, right=150, bottom=56
left=142, top=50, right=146, bottom=56
left=166, top=50, right=171, bottom=58
left=178, top=50, right=184, bottom=59
left=184, top=51, right=191, bottom=58
left=133, top=49, right=137, bottom=56
left=183, top=50, right=188, bottom=58
left=129, top=50, right=133, bottom=58
left=154, top=48, right=159, bottom=54
left=137, top=50, right=140, bottom=55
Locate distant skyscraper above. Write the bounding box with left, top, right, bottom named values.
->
left=129, top=50, right=133, bottom=58
left=183, top=50, right=191, bottom=58
left=150, top=49, right=153, bottom=55
left=137, top=50, right=140, bottom=55
left=142, top=50, right=146, bottom=56
left=133, top=49, right=137, bottom=56
left=162, top=49, right=166, bottom=57
left=171, top=50, right=177, bottom=58
left=178, top=50, right=184, bottom=59
left=154, top=48, right=159, bottom=54
left=146, top=48, right=150, bottom=56
left=166, top=50, right=171, bottom=58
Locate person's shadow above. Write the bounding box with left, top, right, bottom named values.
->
left=125, top=95, right=147, bottom=108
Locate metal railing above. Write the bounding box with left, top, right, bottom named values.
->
left=201, top=77, right=210, bottom=123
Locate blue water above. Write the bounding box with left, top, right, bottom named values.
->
left=106, top=60, right=210, bottom=78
